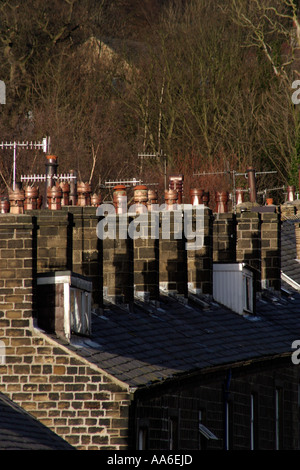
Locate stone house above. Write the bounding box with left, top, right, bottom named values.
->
left=1, top=180, right=300, bottom=450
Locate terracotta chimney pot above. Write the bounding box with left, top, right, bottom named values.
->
left=190, top=188, right=204, bottom=206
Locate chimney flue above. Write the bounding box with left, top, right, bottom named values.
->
left=133, top=185, right=148, bottom=213
left=190, top=188, right=204, bottom=206
left=60, top=182, right=70, bottom=206
left=0, top=197, right=10, bottom=213
left=235, top=188, right=244, bottom=205
left=287, top=185, right=296, bottom=202
left=113, top=185, right=127, bottom=214
left=47, top=184, right=62, bottom=210
left=44, top=155, right=58, bottom=208
left=169, top=175, right=184, bottom=204
left=147, top=189, right=158, bottom=210
left=24, top=186, right=39, bottom=210
left=215, top=191, right=229, bottom=213
left=202, top=191, right=210, bottom=207
left=164, top=189, right=178, bottom=210
left=246, top=167, right=257, bottom=203
left=9, top=186, right=25, bottom=214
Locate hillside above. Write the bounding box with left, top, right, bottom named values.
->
left=0, top=0, right=299, bottom=203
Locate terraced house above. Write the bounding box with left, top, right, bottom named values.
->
left=1, top=162, right=300, bottom=450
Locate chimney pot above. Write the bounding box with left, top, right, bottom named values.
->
left=190, top=188, right=204, bottom=205
left=164, top=189, right=178, bottom=209
left=24, top=186, right=39, bottom=210
left=287, top=185, right=296, bottom=202
left=113, top=185, right=127, bottom=214
left=133, top=185, right=148, bottom=213
left=59, top=182, right=70, bottom=206
left=246, top=167, right=257, bottom=203
left=8, top=187, right=25, bottom=214
left=215, top=191, right=229, bottom=213
left=202, top=191, right=210, bottom=207
left=44, top=155, right=58, bottom=208
left=169, top=175, right=184, bottom=204
left=77, top=182, right=92, bottom=207
left=91, top=193, right=102, bottom=207
left=235, top=188, right=244, bottom=205
left=147, top=189, right=158, bottom=210
left=47, top=184, right=62, bottom=210
left=0, top=197, right=10, bottom=213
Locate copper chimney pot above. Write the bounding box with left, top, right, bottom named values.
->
left=147, top=189, right=158, bottom=211
left=47, top=185, right=62, bottom=210
left=113, top=185, right=127, bottom=214
left=60, top=182, right=70, bottom=206
left=134, top=185, right=148, bottom=204
left=9, top=187, right=25, bottom=214
left=77, top=182, right=92, bottom=207
left=215, top=191, right=229, bottom=213
left=169, top=175, right=184, bottom=204
left=202, top=191, right=210, bottom=207
left=24, top=186, right=39, bottom=210
left=133, top=185, right=148, bottom=213
left=190, top=188, right=204, bottom=205
left=164, top=189, right=178, bottom=210
left=91, top=193, right=102, bottom=207
left=287, top=185, right=295, bottom=202
left=0, top=197, right=10, bottom=213
left=235, top=188, right=244, bottom=205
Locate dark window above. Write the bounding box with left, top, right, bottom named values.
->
left=138, top=427, right=148, bottom=450
left=224, top=398, right=233, bottom=450
left=199, top=410, right=207, bottom=450
left=250, top=393, right=259, bottom=450
left=169, top=416, right=179, bottom=450
left=275, top=388, right=283, bottom=450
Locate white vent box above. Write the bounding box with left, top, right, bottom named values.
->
left=213, top=263, right=254, bottom=315
left=37, top=271, right=92, bottom=341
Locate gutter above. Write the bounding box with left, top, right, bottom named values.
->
left=281, top=271, right=300, bottom=291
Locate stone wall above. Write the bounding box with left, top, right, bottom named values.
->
left=213, top=212, right=236, bottom=263
left=0, top=204, right=284, bottom=449
left=260, top=212, right=281, bottom=291
left=187, top=207, right=213, bottom=295
left=134, top=358, right=299, bottom=450
left=0, top=213, right=130, bottom=450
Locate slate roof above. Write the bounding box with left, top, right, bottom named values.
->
left=54, top=289, right=300, bottom=390
left=40, top=210, right=300, bottom=391
left=0, top=392, right=74, bottom=450
left=281, top=216, right=300, bottom=287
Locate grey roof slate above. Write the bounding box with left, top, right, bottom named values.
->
left=0, top=392, right=75, bottom=450
left=40, top=213, right=300, bottom=390
left=281, top=217, right=300, bottom=285
left=54, top=289, right=300, bottom=389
